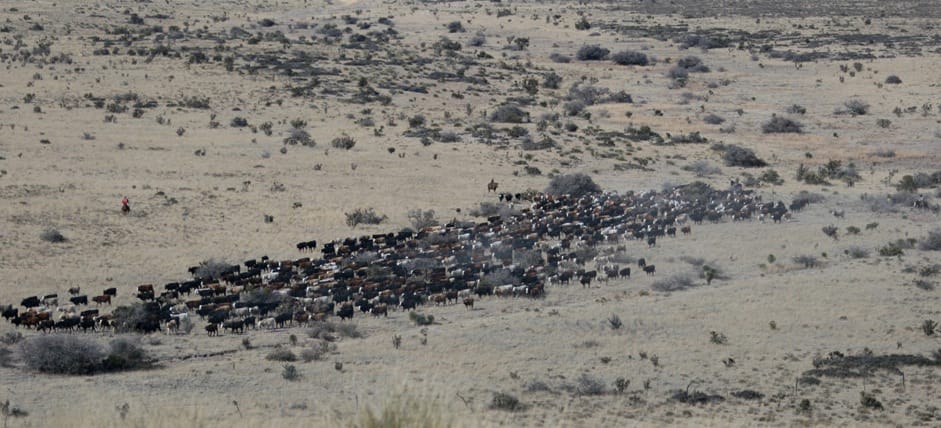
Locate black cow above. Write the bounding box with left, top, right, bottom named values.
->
left=647, top=236, right=657, bottom=247
left=619, top=267, right=631, bottom=278
left=70, top=295, right=88, bottom=305
left=56, top=317, right=80, bottom=332
left=337, top=304, right=354, bottom=320
left=21, top=296, right=41, bottom=308
left=80, top=318, right=96, bottom=332
left=2, top=306, right=18, bottom=320
left=274, top=312, right=292, bottom=328
left=223, top=320, right=244, bottom=334
left=137, top=291, right=155, bottom=301
left=81, top=309, right=99, bottom=318
left=644, top=265, right=656, bottom=276
left=103, top=287, right=117, bottom=297
left=637, top=258, right=646, bottom=268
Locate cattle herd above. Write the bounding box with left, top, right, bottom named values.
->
left=1, top=184, right=789, bottom=337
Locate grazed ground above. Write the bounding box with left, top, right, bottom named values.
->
left=0, top=0, right=940, bottom=426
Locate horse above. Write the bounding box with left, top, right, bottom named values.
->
left=487, top=178, right=498, bottom=193
left=121, top=203, right=130, bottom=214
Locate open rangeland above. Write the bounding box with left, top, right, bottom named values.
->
left=1, top=0, right=941, bottom=426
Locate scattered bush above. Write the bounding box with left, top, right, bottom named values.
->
left=545, top=173, right=601, bottom=197
left=409, top=311, right=434, bottom=326
left=524, top=380, right=551, bottom=392
left=549, top=53, right=571, bottom=63
left=722, top=145, right=767, bottom=167
left=101, top=337, right=152, bottom=371
left=885, top=75, right=902, bottom=84
left=408, top=209, right=439, bottom=230
left=21, top=336, right=105, bottom=375
left=845, top=246, right=869, bottom=259
left=611, top=50, right=648, bottom=66
left=651, top=274, right=696, bottom=292
left=709, top=331, right=728, bottom=345
left=490, top=392, right=524, bottom=411
left=702, top=114, right=725, bottom=125
left=345, top=208, right=387, bottom=228
left=840, top=99, right=870, bottom=116
left=489, top=104, right=529, bottom=123
left=230, top=117, right=248, bottom=127
left=301, top=342, right=331, bottom=362
left=40, top=228, right=67, bottom=243
left=822, top=225, right=839, bottom=240
left=762, top=116, right=803, bottom=133
left=309, top=322, right=362, bottom=341
left=282, top=364, right=300, bottom=381
left=786, top=104, right=807, bottom=115
left=331, top=135, right=356, bottom=150
left=859, top=391, right=884, bottom=410
left=683, top=160, right=721, bottom=177
left=193, top=259, right=233, bottom=280
left=469, top=202, right=520, bottom=219
left=608, top=314, right=623, bottom=330
left=267, top=348, right=297, bottom=362
left=445, top=21, right=464, bottom=33
left=922, top=319, right=937, bottom=336
left=918, top=229, right=941, bottom=251
left=793, top=255, right=819, bottom=268
left=467, top=32, right=486, bottom=47
left=575, top=45, right=610, bottom=61
left=759, top=169, right=783, bottom=185
left=676, top=56, right=709, bottom=72
left=879, top=242, right=905, bottom=257
left=283, top=128, right=314, bottom=146
left=575, top=374, right=607, bottom=395
left=789, top=191, right=825, bottom=211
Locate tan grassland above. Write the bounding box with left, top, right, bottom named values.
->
left=1, top=0, right=940, bottom=426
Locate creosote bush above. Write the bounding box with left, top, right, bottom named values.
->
left=267, top=348, right=297, bottom=362
left=331, top=135, right=356, bottom=150
left=722, top=145, right=767, bottom=167
left=546, top=173, right=601, bottom=197
left=611, top=50, right=648, bottom=66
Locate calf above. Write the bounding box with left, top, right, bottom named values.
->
left=205, top=323, right=219, bottom=336
left=68, top=287, right=81, bottom=296
left=681, top=226, right=691, bottom=235
left=463, top=297, right=474, bottom=310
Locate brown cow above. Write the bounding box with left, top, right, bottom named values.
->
left=463, top=297, right=474, bottom=309
left=138, top=284, right=154, bottom=293
left=371, top=304, right=388, bottom=317
left=681, top=226, right=691, bottom=235
left=205, top=323, right=219, bottom=336
left=431, top=293, right=447, bottom=305
left=93, top=295, right=111, bottom=305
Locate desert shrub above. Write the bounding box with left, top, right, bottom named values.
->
left=759, top=169, right=783, bottom=185
left=345, top=208, right=387, bottom=228
left=21, top=336, right=105, bottom=375
left=885, top=75, right=902, bottom=84
left=283, top=128, right=314, bottom=146
left=840, top=99, right=870, bottom=116
left=786, top=104, right=807, bottom=115
left=490, top=392, right=524, bottom=411
left=543, top=72, right=562, bottom=89
left=762, top=116, right=803, bottom=133
left=101, top=337, right=152, bottom=371
left=919, top=229, right=941, bottom=251
left=282, top=364, right=300, bottom=381
left=876, top=118, right=892, bottom=128
left=822, top=225, right=839, bottom=240
left=666, top=66, right=689, bottom=85
left=193, top=258, right=233, bottom=280
left=677, top=56, right=709, bottom=72
left=651, top=274, right=696, bottom=292
left=408, top=114, right=426, bottom=128
left=731, top=390, right=764, bottom=400
left=914, top=279, right=936, bottom=291
left=575, top=374, right=607, bottom=395
left=524, top=380, right=551, bottom=392
left=267, top=348, right=297, bottom=362
left=230, top=117, right=248, bottom=127
left=611, top=50, right=648, bottom=66
left=469, top=202, right=520, bottom=219
left=574, top=16, right=591, bottom=30
left=545, top=173, right=601, bottom=197
left=880, top=239, right=915, bottom=257
left=793, top=255, right=819, bottom=268
left=709, top=331, right=728, bottom=344
left=433, top=36, right=461, bottom=53
left=351, top=394, right=451, bottom=428
left=845, top=246, right=869, bottom=259
left=608, top=314, right=623, bottom=330
left=331, top=135, right=356, bottom=150
left=489, top=104, right=528, bottom=123
left=575, top=44, right=609, bottom=61
left=683, top=160, right=721, bottom=177
left=870, top=149, right=895, bottom=158
left=408, top=209, right=439, bottom=230
left=722, top=145, right=767, bottom=167
left=703, top=114, right=725, bottom=125
left=409, top=311, right=434, bottom=326
left=301, top=342, right=331, bottom=362
left=309, top=322, right=362, bottom=341
left=671, top=388, right=725, bottom=405
left=1, top=332, right=23, bottom=346
left=789, top=191, right=825, bottom=211
left=549, top=53, right=571, bottom=63
left=668, top=131, right=707, bottom=145
left=859, top=391, right=884, bottom=410
left=40, top=228, right=66, bottom=243
left=467, top=32, right=486, bottom=47
left=445, top=21, right=464, bottom=33
left=241, top=288, right=285, bottom=307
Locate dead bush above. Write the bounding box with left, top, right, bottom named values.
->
left=20, top=335, right=105, bottom=375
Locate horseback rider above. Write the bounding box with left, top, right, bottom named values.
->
left=121, top=196, right=130, bottom=214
